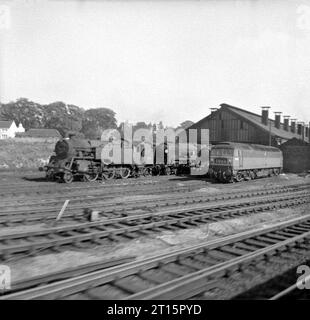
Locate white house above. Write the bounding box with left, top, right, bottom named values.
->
left=0, top=120, right=25, bottom=139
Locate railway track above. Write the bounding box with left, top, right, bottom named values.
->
left=3, top=214, right=310, bottom=300
left=2, top=180, right=305, bottom=209
left=0, top=177, right=160, bottom=193
left=0, top=191, right=308, bottom=261
left=269, top=278, right=310, bottom=300
left=0, top=256, right=135, bottom=296
left=0, top=183, right=309, bottom=226
left=0, top=179, right=208, bottom=201
left=0, top=172, right=188, bottom=192
left=228, top=260, right=310, bottom=300
left=0, top=175, right=206, bottom=196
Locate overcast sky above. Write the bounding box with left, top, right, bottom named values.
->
left=0, top=0, right=310, bottom=127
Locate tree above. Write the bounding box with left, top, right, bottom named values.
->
left=0, top=98, right=118, bottom=139
left=0, top=98, right=45, bottom=129
left=157, top=121, right=164, bottom=130
left=82, top=107, right=117, bottom=139
left=43, top=101, right=83, bottom=137
left=133, top=121, right=148, bottom=132
left=179, top=120, right=194, bottom=129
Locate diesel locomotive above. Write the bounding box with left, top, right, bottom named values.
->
left=209, top=142, right=283, bottom=182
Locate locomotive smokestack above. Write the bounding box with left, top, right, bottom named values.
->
left=291, top=119, right=296, bottom=133
left=274, top=112, right=282, bottom=129
left=210, top=108, right=218, bottom=115
left=283, top=116, right=290, bottom=131
left=261, top=107, right=270, bottom=126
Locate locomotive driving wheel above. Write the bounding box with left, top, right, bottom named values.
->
left=83, top=172, right=99, bottom=182
left=152, top=165, right=161, bottom=176
left=102, top=169, right=115, bottom=180
left=142, top=167, right=152, bottom=176
left=63, top=170, right=73, bottom=184
left=120, top=167, right=131, bottom=179
left=62, top=163, right=74, bottom=183
left=45, top=169, right=55, bottom=181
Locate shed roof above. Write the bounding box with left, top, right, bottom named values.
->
left=190, top=103, right=308, bottom=142
left=24, top=128, right=61, bottom=137
left=0, top=120, right=13, bottom=128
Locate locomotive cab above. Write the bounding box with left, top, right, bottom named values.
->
left=210, top=144, right=234, bottom=181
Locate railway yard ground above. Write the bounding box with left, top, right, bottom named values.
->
left=0, top=171, right=310, bottom=300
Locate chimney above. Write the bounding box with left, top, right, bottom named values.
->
left=274, top=112, right=282, bottom=129
left=298, top=122, right=305, bottom=140
left=210, top=108, right=218, bottom=114
left=297, top=122, right=302, bottom=135
left=261, top=107, right=270, bottom=125
left=302, top=123, right=305, bottom=140
left=283, top=116, right=290, bottom=131
left=291, top=119, right=297, bottom=133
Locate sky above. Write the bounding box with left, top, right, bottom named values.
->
left=0, top=0, right=310, bottom=127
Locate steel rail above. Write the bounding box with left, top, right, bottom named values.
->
left=0, top=177, right=204, bottom=196
left=1, top=182, right=307, bottom=212
left=268, top=274, right=310, bottom=300
left=0, top=180, right=208, bottom=202
left=3, top=213, right=310, bottom=300
left=0, top=182, right=299, bottom=213
left=0, top=184, right=308, bottom=226
left=1, top=256, right=134, bottom=295
left=128, top=230, right=310, bottom=300
left=1, top=191, right=308, bottom=240
left=0, top=192, right=308, bottom=260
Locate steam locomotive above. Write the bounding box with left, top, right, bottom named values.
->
left=41, top=136, right=205, bottom=183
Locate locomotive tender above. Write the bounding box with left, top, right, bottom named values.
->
left=209, top=142, right=283, bottom=182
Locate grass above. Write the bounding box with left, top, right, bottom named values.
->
left=0, top=138, right=56, bottom=170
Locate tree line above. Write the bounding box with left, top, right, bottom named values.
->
left=0, top=98, right=194, bottom=139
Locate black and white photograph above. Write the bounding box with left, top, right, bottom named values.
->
left=0, top=0, right=310, bottom=307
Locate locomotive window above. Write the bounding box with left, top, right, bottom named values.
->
left=211, top=148, right=234, bottom=156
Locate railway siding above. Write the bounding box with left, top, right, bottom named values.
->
left=2, top=213, right=310, bottom=300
